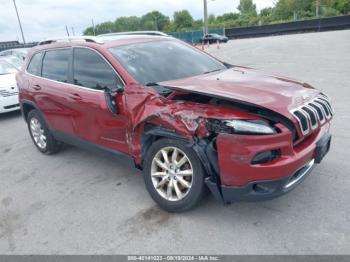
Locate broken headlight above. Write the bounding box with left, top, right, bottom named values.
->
left=224, top=120, right=276, bottom=135
left=207, top=119, right=276, bottom=135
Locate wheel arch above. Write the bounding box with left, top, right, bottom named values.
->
left=140, top=125, right=219, bottom=175
left=140, top=124, right=224, bottom=202
left=140, top=125, right=188, bottom=168
left=21, top=100, right=44, bottom=123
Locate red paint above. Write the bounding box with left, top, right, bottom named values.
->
left=18, top=36, right=333, bottom=190
left=217, top=123, right=330, bottom=186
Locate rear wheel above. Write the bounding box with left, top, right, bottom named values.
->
left=144, top=138, right=206, bottom=212
left=27, top=110, right=62, bottom=154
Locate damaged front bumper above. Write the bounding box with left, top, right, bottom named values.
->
left=206, top=158, right=316, bottom=202
left=206, top=122, right=331, bottom=203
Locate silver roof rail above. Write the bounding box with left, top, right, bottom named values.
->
left=98, top=31, right=169, bottom=37
left=38, top=36, right=104, bottom=45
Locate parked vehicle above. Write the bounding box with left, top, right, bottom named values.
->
left=1, top=55, right=23, bottom=69
left=201, top=34, right=228, bottom=44
left=17, top=35, right=333, bottom=212
left=0, top=57, right=20, bottom=113
left=0, top=48, right=29, bottom=61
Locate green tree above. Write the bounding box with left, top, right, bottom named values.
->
left=238, top=0, right=257, bottom=16
left=192, top=19, right=204, bottom=30
left=90, top=21, right=115, bottom=35
left=260, top=7, right=273, bottom=17
left=83, top=3, right=349, bottom=37
left=259, top=7, right=274, bottom=24
left=141, top=11, right=170, bottom=31
left=272, top=0, right=295, bottom=20
left=114, top=16, right=141, bottom=32
left=208, top=14, right=216, bottom=24
left=272, top=0, right=315, bottom=21
left=322, top=0, right=350, bottom=14
left=83, top=26, right=94, bottom=35
left=173, top=10, right=194, bottom=30
left=216, top=12, right=240, bottom=23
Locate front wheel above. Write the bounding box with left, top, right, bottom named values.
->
left=143, top=138, right=207, bottom=212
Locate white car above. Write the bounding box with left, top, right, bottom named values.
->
left=0, top=57, right=20, bottom=113
left=0, top=48, right=29, bottom=61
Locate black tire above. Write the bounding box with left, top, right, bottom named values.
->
left=27, top=110, right=62, bottom=155
left=143, top=138, right=207, bottom=212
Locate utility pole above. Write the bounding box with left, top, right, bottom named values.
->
left=203, top=0, right=208, bottom=35
left=316, top=0, right=320, bottom=17
left=12, top=0, right=26, bottom=44
left=65, top=25, right=70, bottom=36
left=92, top=19, right=96, bottom=36
left=154, top=16, right=158, bottom=31
left=71, top=27, right=75, bottom=36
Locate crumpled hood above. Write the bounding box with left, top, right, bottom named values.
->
left=159, top=67, right=320, bottom=118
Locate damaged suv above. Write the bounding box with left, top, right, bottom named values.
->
left=17, top=35, right=333, bottom=212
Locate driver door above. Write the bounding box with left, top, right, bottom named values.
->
left=66, top=47, right=129, bottom=154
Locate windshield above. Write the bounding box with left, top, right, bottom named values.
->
left=4, top=56, right=23, bottom=69
left=0, top=60, right=17, bottom=75
left=109, top=40, right=226, bottom=85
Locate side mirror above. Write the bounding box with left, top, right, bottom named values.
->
left=106, top=85, right=124, bottom=94
left=104, top=86, right=123, bottom=115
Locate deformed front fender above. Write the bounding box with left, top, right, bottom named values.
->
left=140, top=125, right=225, bottom=202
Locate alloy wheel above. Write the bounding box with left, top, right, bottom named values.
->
left=30, top=117, right=47, bottom=149
left=151, top=146, right=193, bottom=201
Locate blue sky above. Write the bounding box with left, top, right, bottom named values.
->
left=0, top=0, right=274, bottom=42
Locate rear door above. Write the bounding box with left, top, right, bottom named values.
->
left=38, top=48, right=74, bottom=134
left=65, top=47, right=129, bottom=153
left=33, top=48, right=75, bottom=135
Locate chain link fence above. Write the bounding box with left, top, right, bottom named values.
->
left=0, top=42, right=37, bottom=52
left=168, top=28, right=225, bottom=44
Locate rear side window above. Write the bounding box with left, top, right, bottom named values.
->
left=73, top=48, right=122, bottom=90
left=42, top=49, right=70, bottom=83
left=27, top=52, right=43, bottom=76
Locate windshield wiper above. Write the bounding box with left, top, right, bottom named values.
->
left=203, top=68, right=223, bottom=74
left=145, top=82, right=172, bottom=97
left=145, top=82, right=159, bottom=86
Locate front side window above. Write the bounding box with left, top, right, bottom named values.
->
left=42, top=49, right=70, bottom=83
left=73, top=48, right=122, bottom=90
left=27, top=52, right=43, bottom=76
left=109, top=40, right=225, bottom=85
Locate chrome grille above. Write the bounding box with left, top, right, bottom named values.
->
left=291, top=93, right=334, bottom=136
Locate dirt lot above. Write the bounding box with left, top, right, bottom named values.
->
left=0, top=30, right=349, bottom=254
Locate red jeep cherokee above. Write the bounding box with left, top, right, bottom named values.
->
left=17, top=35, right=333, bottom=212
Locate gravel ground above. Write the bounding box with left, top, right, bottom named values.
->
left=0, top=30, right=350, bottom=254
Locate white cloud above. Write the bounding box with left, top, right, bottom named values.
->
left=0, top=0, right=274, bottom=42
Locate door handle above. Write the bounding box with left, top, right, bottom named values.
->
left=69, top=93, right=82, bottom=101
left=33, top=84, right=41, bottom=91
